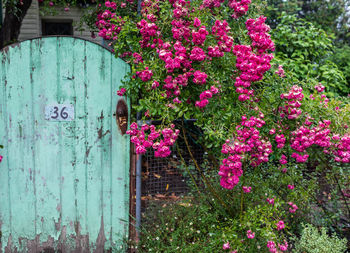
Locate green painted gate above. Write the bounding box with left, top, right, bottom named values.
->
left=0, top=37, right=130, bottom=252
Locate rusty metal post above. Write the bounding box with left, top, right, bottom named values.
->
left=136, top=153, right=142, bottom=238
left=129, top=143, right=138, bottom=242
left=135, top=115, right=143, bottom=239
left=137, top=0, right=142, bottom=14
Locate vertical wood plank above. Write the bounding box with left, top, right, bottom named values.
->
left=56, top=37, right=79, bottom=248
left=101, top=49, right=113, bottom=249
left=70, top=38, right=89, bottom=246
left=84, top=42, right=113, bottom=250
left=3, top=43, right=37, bottom=250
left=31, top=38, right=61, bottom=245
left=0, top=48, right=12, bottom=252
left=111, top=58, right=130, bottom=246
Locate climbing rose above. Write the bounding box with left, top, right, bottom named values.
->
left=267, top=241, right=276, bottom=253
left=137, top=67, right=153, bottom=82
left=278, top=241, right=288, bottom=251
left=287, top=184, right=295, bottom=190
left=223, top=242, right=230, bottom=249
left=276, top=220, right=285, bottom=230
left=193, top=17, right=201, bottom=27
left=288, top=202, right=298, bottom=213
left=246, top=230, right=255, bottom=239
left=243, top=186, right=251, bottom=193
left=275, top=65, right=285, bottom=77
left=315, top=83, right=325, bottom=93
left=126, top=123, right=179, bottom=157
left=219, top=115, right=272, bottom=189
left=190, top=47, right=206, bottom=61
left=117, top=88, right=126, bottom=96
left=229, top=0, right=251, bottom=19
left=266, top=198, right=274, bottom=205
left=193, top=70, right=208, bottom=85
left=280, top=85, right=304, bottom=120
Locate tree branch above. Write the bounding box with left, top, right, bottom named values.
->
left=0, top=0, right=33, bottom=49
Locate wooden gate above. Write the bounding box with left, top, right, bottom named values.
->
left=0, top=37, right=130, bottom=252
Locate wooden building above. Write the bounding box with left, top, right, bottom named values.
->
left=2, top=1, right=101, bottom=44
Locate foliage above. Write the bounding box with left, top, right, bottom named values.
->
left=264, top=0, right=300, bottom=29
left=138, top=157, right=350, bottom=252
left=271, top=14, right=349, bottom=96
left=328, top=45, right=350, bottom=92
left=265, top=0, right=350, bottom=44
left=139, top=199, right=224, bottom=252
left=265, top=0, right=350, bottom=96
left=293, top=224, right=348, bottom=253
left=139, top=157, right=347, bottom=252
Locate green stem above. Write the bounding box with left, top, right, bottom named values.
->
left=240, top=186, right=244, bottom=222
left=317, top=155, right=350, bottom=219
left=181, top=123, right=232, bottom=213
left=333, top=173, right=350, bottom=218
left=186, top=130, right=220, bottom=169
left=176, top=143, right=201, bottom=195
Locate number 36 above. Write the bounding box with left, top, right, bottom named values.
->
left=51, top=106, right=68, bottom=119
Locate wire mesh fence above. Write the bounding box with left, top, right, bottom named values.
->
left=141, top=121, right=205, bottom=197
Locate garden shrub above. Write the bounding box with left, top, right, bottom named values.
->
left=90, top=0, right=350, bottom=251
left=139, top=198, right=225, bottom=252
left=293, top=224, right=348, bottom=253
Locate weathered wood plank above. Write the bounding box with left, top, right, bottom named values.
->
left=84, top=42, right=110, bottom=251
left=31, top=38, right=62, bottom=248
left=70, top=38, right=90, bottom=251
left=3, top=43, right=37, bottom=251
left=0, top=44, right=11, bottom=253
left=55, top=37, right=79, bottom=249
left=99, top=47, right=113, bottom=250
left=111, top=59, right=130, bottom=247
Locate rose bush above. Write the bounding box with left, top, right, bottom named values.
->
left=92, top=0, right=350, bottom=251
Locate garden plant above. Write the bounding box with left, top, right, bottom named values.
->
left=90, top=0, right=350, bottom=250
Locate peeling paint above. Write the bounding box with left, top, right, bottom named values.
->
left=56, top=204, right=61, bottom=212
left=95, top=217, right=106, bottom=253
left=54, top=216, right=62, bottom=231
left=29, top=168, right=33, bottom=181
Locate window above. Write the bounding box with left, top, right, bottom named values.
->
left=77, top=0, right=97, bottom=7
left=42, top=20, right=73, bottom=36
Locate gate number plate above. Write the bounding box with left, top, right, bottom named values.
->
left=45, top=104, right=74, bottom=121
